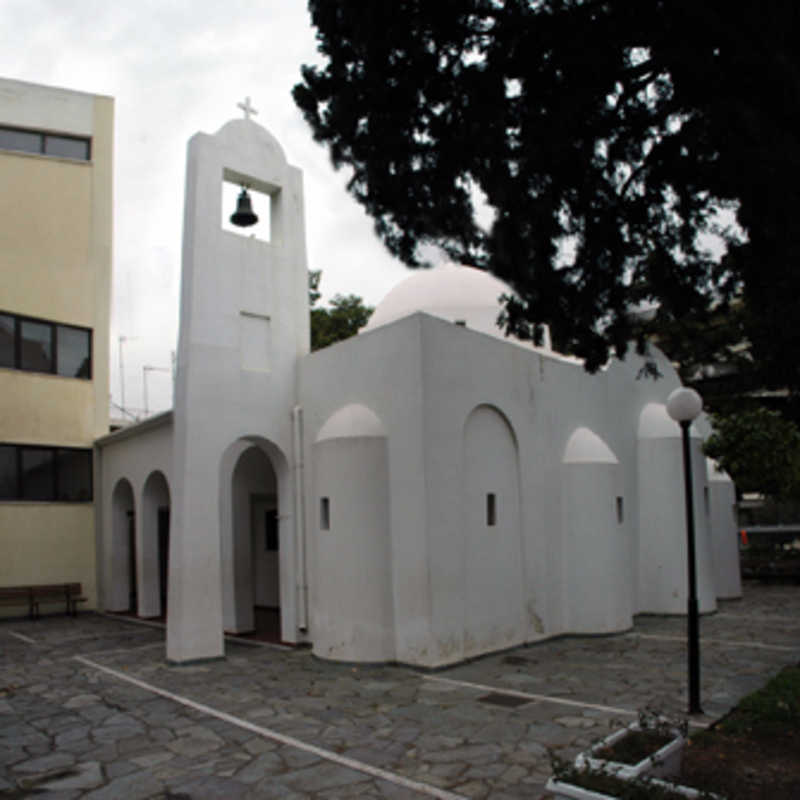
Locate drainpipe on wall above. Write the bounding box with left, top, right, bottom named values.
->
left=292, top=405, right=309, bottom=632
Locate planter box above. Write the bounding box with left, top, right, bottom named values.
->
left=545, top=775, right=721, bottom=800
left=544, top=716, right=726, bottom=799
left=545, top=776, right=618, bottom=800
left=545, top=777, right=616, bottom=800
left=574, top=720, right=685, bottom=780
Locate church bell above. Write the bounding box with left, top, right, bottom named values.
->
left=230, top=187, right=258, bottom=227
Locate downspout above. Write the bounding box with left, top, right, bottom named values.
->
left=292, top=405, right=308, bottom=632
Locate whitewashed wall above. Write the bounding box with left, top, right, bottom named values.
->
left=301, top=312, right=728, bottom=667
left=707, top=459, right=742, bottom=599
left=562, top=428, right=630, bottom=633
left=94, top=114, right=741, bottom=668
left=168, top=117, right=309, bottom=662
left=637, top=404, right=717, bottom=614
left=312, top=406, right=393, bottom=662
left=95, top=413, right=173, bottom=614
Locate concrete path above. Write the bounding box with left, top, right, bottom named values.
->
left=1, top=582, right=798, bottom=799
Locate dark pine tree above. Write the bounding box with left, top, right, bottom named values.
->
left=294, top=1, right=800, bottom=385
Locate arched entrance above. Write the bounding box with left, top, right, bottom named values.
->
left=141, top=471, right=170, bottom=619
left=221, top=441, right=281, bottom=640
left=110, top=478, right=136, bottom=613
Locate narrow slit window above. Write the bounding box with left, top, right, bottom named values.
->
left=486, top=493, right=497, bottom=526
left=320, top=497, right=330, bottom=530
left=616, top=496, right=624, bottom=524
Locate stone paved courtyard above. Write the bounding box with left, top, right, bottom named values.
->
left=1, top=582, right=798, bottom=799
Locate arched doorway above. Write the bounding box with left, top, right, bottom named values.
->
left=141, top=471, right=170, bottom=619
left=222, top=443, right=280, bottom=639
left=110, top=478, right=136, bottom=613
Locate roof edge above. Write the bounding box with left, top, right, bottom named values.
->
left=95, top=410, right=173, bottom=446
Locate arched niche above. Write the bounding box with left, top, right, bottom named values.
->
left=312, top=404, right=393, bottom=662
left=461, top=404, right=525, bottom=658
left=636, top=403, right=717, bottom=614
left=561, top=427, right=631, bottom=632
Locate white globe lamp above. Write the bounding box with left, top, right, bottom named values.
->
left=666, top=387, right=703, bottom=423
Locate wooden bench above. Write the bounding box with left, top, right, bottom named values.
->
left=0, top=583, right=87, bottom=618
left=0, top=586, right=36, bottom=618
left=31, top=583, right=87, bottom=617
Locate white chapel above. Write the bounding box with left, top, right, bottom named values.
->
left=94, top=112, right=742, bottom=668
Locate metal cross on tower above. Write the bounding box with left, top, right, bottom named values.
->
left=237, top=96, right=258, bottom=120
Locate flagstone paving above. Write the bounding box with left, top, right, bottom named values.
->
left=1, top=582, right=798, bottom=799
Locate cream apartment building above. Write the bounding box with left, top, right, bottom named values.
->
left=0, top=78, right=112, bottom=611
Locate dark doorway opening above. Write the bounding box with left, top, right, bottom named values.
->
left=127, top=510, right=136, bottom=613
left=158, top=507, right=170, bottom=619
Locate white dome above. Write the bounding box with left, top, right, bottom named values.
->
left=363, top=263, right=551, bottom=349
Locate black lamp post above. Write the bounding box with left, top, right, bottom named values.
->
left=666, top=386, right=704, bottom=715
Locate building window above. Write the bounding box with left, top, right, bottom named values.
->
left=320, top=497, right=330, bottom=530
left=487, top=493, right=497, bottom=526
left=0, top=313, right=14, bottom=368
left=0, top=444, right=92, bottom=502
left=0, top=127, right=40, bottom=154
left=0, top=125, right=91, bottom=161
left=56, top=449, right=93, bottom=501
left=20, top=319, right=53, bottom=372
left=616, top=496, right=624, bottom=524
left=0, top=311, right=91, bottom=379
left=20, top=447, right=55, bottom=500
left=57, top=326, right=91, bottom=378
left=0, top=446, right=18, bottom=498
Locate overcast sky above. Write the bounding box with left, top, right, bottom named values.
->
left=0, top=1, right=415, bottom=417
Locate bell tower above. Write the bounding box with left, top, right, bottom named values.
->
left=167, top=104, right=309, bottom=662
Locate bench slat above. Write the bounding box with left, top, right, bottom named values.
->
left=0, top=586, right=35, bottom=617
left=0, top=583, right=85, bottom=618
